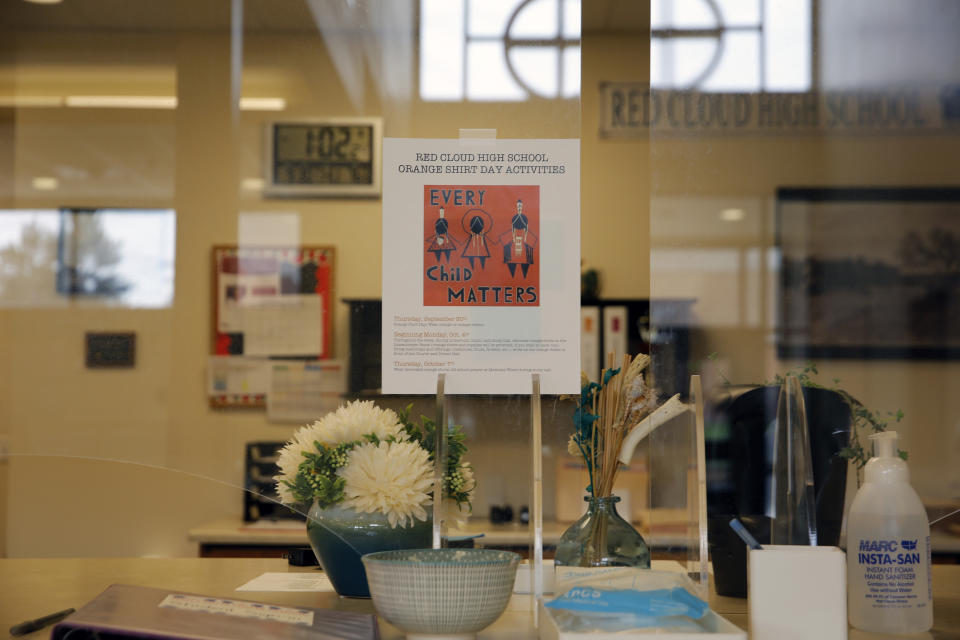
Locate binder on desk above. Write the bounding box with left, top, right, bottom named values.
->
left=52, top=584, right=379, bottom=640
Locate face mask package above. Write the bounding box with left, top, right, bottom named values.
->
left=538, top=566, right=746, bottom=639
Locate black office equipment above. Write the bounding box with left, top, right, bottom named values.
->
left=708, top=385, right=852, bottom=546
left=244, top=442, right=303, bottom=522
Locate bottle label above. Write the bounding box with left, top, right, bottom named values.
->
left=855, top=537, right=928, bottom=608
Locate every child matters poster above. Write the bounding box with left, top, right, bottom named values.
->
left=423, top=184, right=539, bottom=307
left=382, top=138, right=580, bottom=395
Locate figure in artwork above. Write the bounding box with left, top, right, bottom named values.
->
left=425, top=207, right=459, bottom=262
left=460, top=208, right=493, bottom=269
left=499, top=199, right=538, bottom=277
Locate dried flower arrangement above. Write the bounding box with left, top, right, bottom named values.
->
left=558, top=353, right=687, bottom=568
left=275, top=400, right=474, bottom=528
left=566, top=353, right=681, bottom=498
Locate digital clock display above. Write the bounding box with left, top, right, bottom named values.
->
left=266, top=119, right=381, bottom=196
left=273, top=123, right=373, bottom=185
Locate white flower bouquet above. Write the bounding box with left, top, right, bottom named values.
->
left=275, top=400, right=475, bottom=528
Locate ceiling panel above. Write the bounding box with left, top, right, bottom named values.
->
left=2, top=0, right=650, bottom=35
left=0, top=0, right=315, bottom=33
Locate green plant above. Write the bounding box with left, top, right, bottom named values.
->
left=397, top=405, right=474, bottom=514
left=287, top=441, right=357, bottom=508
left=707, top=355, right=906, bottom=468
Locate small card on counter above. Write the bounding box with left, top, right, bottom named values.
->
left=236, top=572, right=334, bottom=592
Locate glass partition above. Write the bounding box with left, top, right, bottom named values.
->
left=649, top=0, right=960, bottom=567
left=13, top=0, right=956, bottom=625
left=0, top=0, right=592, bottom=593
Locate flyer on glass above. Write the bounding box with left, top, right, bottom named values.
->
left=382, top=138, right=580, bottom=395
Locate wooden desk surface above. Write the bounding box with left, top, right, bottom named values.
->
left=1, top=558, right=958, bottom=639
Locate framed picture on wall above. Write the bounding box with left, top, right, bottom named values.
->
left=264, top=118, right=382, bottom=198
left=776, top=187, right=960, bottom=359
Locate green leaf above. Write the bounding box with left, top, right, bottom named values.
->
left=602, top=367, right=621, bottom=386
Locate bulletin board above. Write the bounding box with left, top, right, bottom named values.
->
left=210, top=245, right=334, bottom=407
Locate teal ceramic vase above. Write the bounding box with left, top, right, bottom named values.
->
left=554, top=496, right=651, bottom=568
left=306, top=501, right=432, bottom=598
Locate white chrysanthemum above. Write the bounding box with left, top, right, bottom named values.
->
left=302, top=400, right=405, bottom=448
left=460, top=462, right=476, bottom=493
left=442, top=498, right=467, bottom=530
left=339, top=440, right=434, bottom=528
left=274, top=400, right=405, bottom=505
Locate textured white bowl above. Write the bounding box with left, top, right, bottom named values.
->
left=362, top=548, right=521, bottom=639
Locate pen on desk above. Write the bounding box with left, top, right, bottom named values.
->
left=729, top=518, right=763, bottom=550
left=9, top=607, right=75, bottom=636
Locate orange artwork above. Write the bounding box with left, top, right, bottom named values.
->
left=422, top=184, right=540, bottom=307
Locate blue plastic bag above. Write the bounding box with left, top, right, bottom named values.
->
left=545, top=585, right=710, bottom=632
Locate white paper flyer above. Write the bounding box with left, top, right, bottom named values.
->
left=382, top=138, right=580, bottom=395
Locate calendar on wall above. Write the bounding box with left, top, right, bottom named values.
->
left=209, top=245, right=334, bottom=407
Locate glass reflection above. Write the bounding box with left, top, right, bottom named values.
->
left=0, top=210, right=60, bottom=306
left=0, top=209, right=175, bottom=308
left=420, top=0, right=581, bottom=101
left=650, top=0, right=960, bottom=549
left=650, top=0, right=811, bottom=92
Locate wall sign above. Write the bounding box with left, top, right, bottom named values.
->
left=600, top=82, right=960, bottom=138
left=85, top=332, right=136, bottom=368
left=265, top=118, right=382, bottom=198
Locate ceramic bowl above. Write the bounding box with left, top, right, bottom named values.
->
left=361, top=548, right=521, bottom=639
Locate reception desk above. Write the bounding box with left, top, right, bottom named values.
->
left=187, top=517, right=575, bottom=557
left=1, top=558, right=959, bottom=639
left=188, top=517, right=960, bottom=563
left=189, top=514, right=700, bottom=559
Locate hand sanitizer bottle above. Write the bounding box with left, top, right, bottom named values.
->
left=847, top=431, right=932, bottom=633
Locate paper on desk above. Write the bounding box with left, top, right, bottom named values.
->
left=236, top=572, right=334, bottom=592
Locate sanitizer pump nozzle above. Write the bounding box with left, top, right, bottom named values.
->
left=869, top=430, right=897, bottom=458
left=863, top=430, right=908, bottom=484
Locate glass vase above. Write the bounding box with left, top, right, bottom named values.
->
left=554, top=496, right=651, bottom=568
